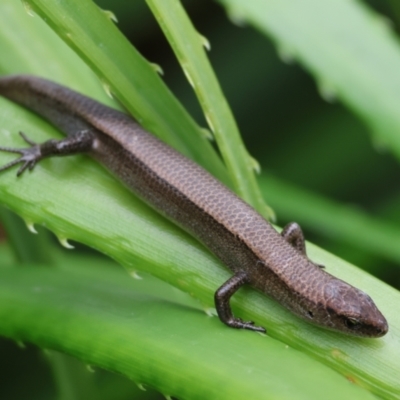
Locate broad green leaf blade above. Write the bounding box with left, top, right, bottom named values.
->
left=0, top=98, right=399, bottom=398
left=146, top=0, right=272, bottom=219
left=27, top=0, right=230, bottom=185
left=216, top=0, right=400, bottom=161
left=0, top=1, right=116, bottom=105
left=0, top=262, right=378, bottom=400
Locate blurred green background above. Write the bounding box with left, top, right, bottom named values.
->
left=1, top=0, right=400, bottom=399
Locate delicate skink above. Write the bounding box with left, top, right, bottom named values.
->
left=0, top=75, right=388, bottom=337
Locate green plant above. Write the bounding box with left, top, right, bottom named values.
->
left=0, top=1, right=399, bottom=399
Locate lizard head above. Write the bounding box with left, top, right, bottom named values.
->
left=321, top=280, right=388, bottom=337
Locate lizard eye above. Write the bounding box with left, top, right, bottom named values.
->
left=344, top=317, right=361, bottom=330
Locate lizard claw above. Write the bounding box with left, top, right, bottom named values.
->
left=234, top=317, right=267, bottom=333
left=0, top=132, right=42, bottom=176
left=19, top=131, right=38, bottom=146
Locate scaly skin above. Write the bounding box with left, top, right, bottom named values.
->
left=0, top=75, right=388, bottom=337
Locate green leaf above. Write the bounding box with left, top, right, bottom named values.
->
left=216, top=0, right=400, bottom=161
left=0, top=96, right=399, bottom=397
left=0, top=258, right=379, bottom=400
left=146, top=0, right=272, bottom=219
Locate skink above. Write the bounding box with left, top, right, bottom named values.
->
left=0, top=75, right=388, bottom=337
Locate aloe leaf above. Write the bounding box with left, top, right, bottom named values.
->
left=217, top=0, right=400, bottom=162
left=0, top=259, right=378, bottom=400
left=146, top=0, right=271, bottom=218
